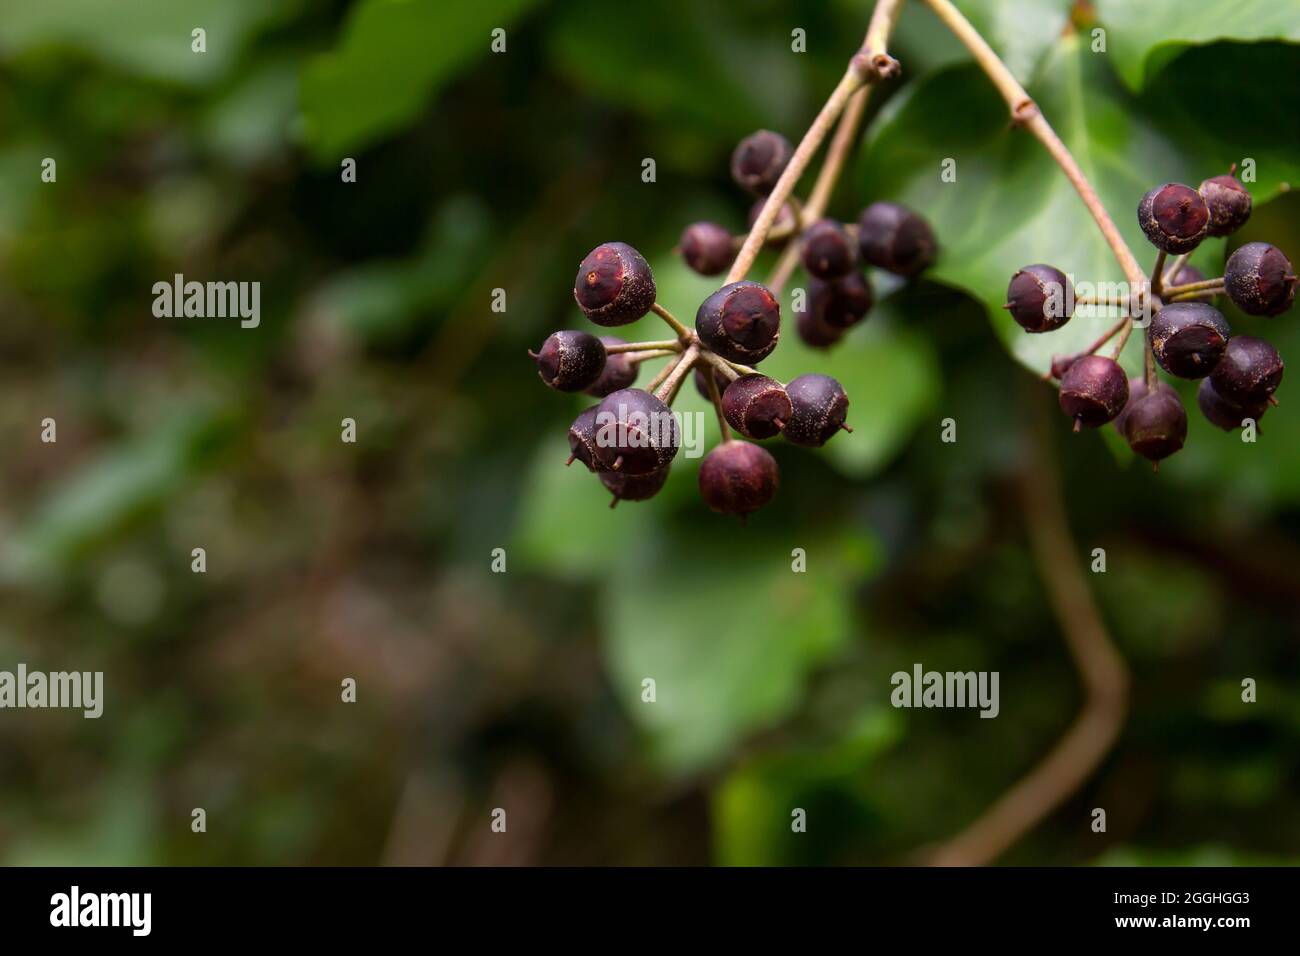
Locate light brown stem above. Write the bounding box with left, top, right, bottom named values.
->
left=647, top=351, right=686, bottom=393
left=650, top=302, right=691, bottom=340
left=1162, top=252, right=1189, bottom=285
left=655, top=342, right=700, bottom=404
left=699, top=350, right=741, bottom=382
left=627, top=349, right=679, bottom=364
left=918, top=0, right=1146, bottom=293
left=1163, top=277, right=1224, bottom=297
left=929, top=387, right=1129, bottom=866
left=1109, top=317, right=1134, bottom=360
left=704, top=365, right=730, bottom=442
left=727, top=0, right=903, bottom=285
left=1150, top=249, right=1168, bottom=298
left=604, top=340, right=681, bottom=354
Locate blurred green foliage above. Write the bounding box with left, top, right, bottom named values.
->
left=0, top=0, right=1298, bottom=867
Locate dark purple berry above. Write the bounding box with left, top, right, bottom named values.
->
left=694, top=366, right=729, bottom=401
left=731, top=130, right=793, bottom=196
left=857, top=201, right=936, bottom=276
left=531, top=329, right=606, bottom=392
left=1198, top=173, right=1251, bottom=237
left=1223, top=242, right=1296, bottom=317
left=680, top=222, right=733, bottom=277
left=1137, top=183, right=1209, bottom=254
left=695, top=281, right=781, bottom=364
left=585, top=336, right=639, bottom=397
left=1005, top=264, right=1074, bottom=333
left=593, top=388, right=680, bottom=475
left=800, top=218, right=856, bottom=279
left=1147, top=301, right=1229, bottom=379
left=1209, top=335, right=1284, bottom=407
left=567, top=405, right=602, bottom=471
left=574, top=241, right=656, bottom=326
left=809, top=272, right=873, bottom=329
left=1123, top=386, right=1187, bottom=466
left=795, top=305, right=844, bottom=348
left=1049, top=355, right=1078, bottom=381
left=698, top=441, right=779, bottom=518
left=1058, top=355, right=1129, bottom=429
left=722, top=374, right=792, bottom=439
left=1114, top=376, right=1152, bottom=436
left=784, top=373, right=850, bottom=447
left=600, top=466, right=670, bottom=507
left=1197, top=378, right=1268, bottom=431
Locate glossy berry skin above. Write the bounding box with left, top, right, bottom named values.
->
left=857, top=201, right=937, bottom=276
left=1058, top=355, right=1129, bottom=429
left=809, top=272, right=873, bottom=329
left=784, top=373, right=849, bottom=447
left=1209, top=335, right=1284, bottom=407
left=1114, top=376, right=1158, bottom=436
left=1137, top=183, right=1209, bottom=254
left=1197, top=378, right=1268, bottom=431
left=1223, top=242, right=1296, bottom=317
left=1198, top=174, right=1251, bottom=237
left=532, top=329, right=606, bottom=392
left=600, top=466, right=670, bottom=506
left=1005, top=264, right=1074, bottom=333
left=593, top=388, right=680, bottom=475
left=1123, top=386, right=1187, bottom=465
left=573, top=242, right=656, bottom=326
left=585, top=336, right=639, bottom=397
left=567, top=405, right=603, bottom=471
left=695, top=281, right=781, bottom=364
left=680, top=222, right=733, bottom=277
left=722, top=374, right=792, bottom=439
left=1147, top=301, right=1229, bottom=379
left=698, top=441, right=779, bottom=517
left=800, top=219, right=856, bottom=279
left=694, top=366, right=729, bottom=401
left=795, top=305, right=844, bottom=348
left=731, top=130, right=794, bottom=195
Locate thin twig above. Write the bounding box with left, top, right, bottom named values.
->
left=647, top=351, right=686, bottom=392
left=604, top=339, right=681, bottom=354
left=919, top=0, right=1146, bottom=292
left=627, top=349, right=679, bottom=364
left=699, top=350, right=741, bottom=382
left=650, top=302, right=691, bottom=339
left=727, top=0, right=903, bottom=285
left=1149, top=249, right=1167, bottom=298
left=1162, top=277, right=1224, bottom=297
left=929, top=385, right=1129, bottom=866
left=704, top=365, right=731, bottom=442
left=655, top=342, right=700, bottom=404
left=1109, top=317, right=1134, bottom=360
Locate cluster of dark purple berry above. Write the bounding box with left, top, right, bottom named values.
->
left=531, top=131, right=868, bottom=517
left=680, top=130, right=937, bottom=349
left=1006, top=168, right=1294, bottom=468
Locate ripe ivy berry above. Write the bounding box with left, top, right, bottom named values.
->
left=531, top=329, right=606, bottom=392
left=1058, top=355, right=1129, bottom=429
left=1005, top=264, right=1074, bottom=333
left=574, top=241, right=656, bottom=326
left=1197, top=378, right=1268, bottom=431
left=567, top=405, right=602, bottom=471
left=783, top=373, right=850, bottom=447
left=795, top=304, right=845, bottom=348
left=1223, top=242, right=1296, bottom=317
left=1198, top=173, right=1251, bottom=237
left=809, top=272, right=873, bottom=329
left=1147, top=301, right=1230, bottom=379
left=857, top=201, right=936, bottom=276
left=593, top=388, right=680, bottom=475
left=600, top=466, right=670, bottom=507
left=1208, top=335, right=1284, bottom=407
left=694, top=365, right=729, bottom=401
left=1137, top=183, right=1209, bottom=254
left=695, top=280, right=781, bottom=364
left=680, top=222, right=733, bottom=277
left=585, top=336, right=639, bottom=397
left=722, top=374, right=792, bottom=439
left=698, top=441, right=779, bottom=518
left=1123, top=385, right=1187, bottom=466
left=731, top=130, right=794, bottom=196
left=800, top=218, right=857, bottom=279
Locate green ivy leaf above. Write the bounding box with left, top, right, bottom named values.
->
left=1093, top=0, right=1300, bottom=91
left=602, top=529, right=877, bottom=775
left=301, top=0, right=538, bottom=159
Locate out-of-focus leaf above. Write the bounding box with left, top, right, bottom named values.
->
left=0, top=0, right=297, bottom=85
left=300, top=0, right=539, bottom=159
left=1093, top=0, right=1300, bottom=90
left=202, top=60, right=299, bottom=165
left=602, top=529, right=878, bottom=775
left=0, top=404, right=239, bottom=584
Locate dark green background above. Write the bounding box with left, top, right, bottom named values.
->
left=0, top=0, right=1297, bottom=865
